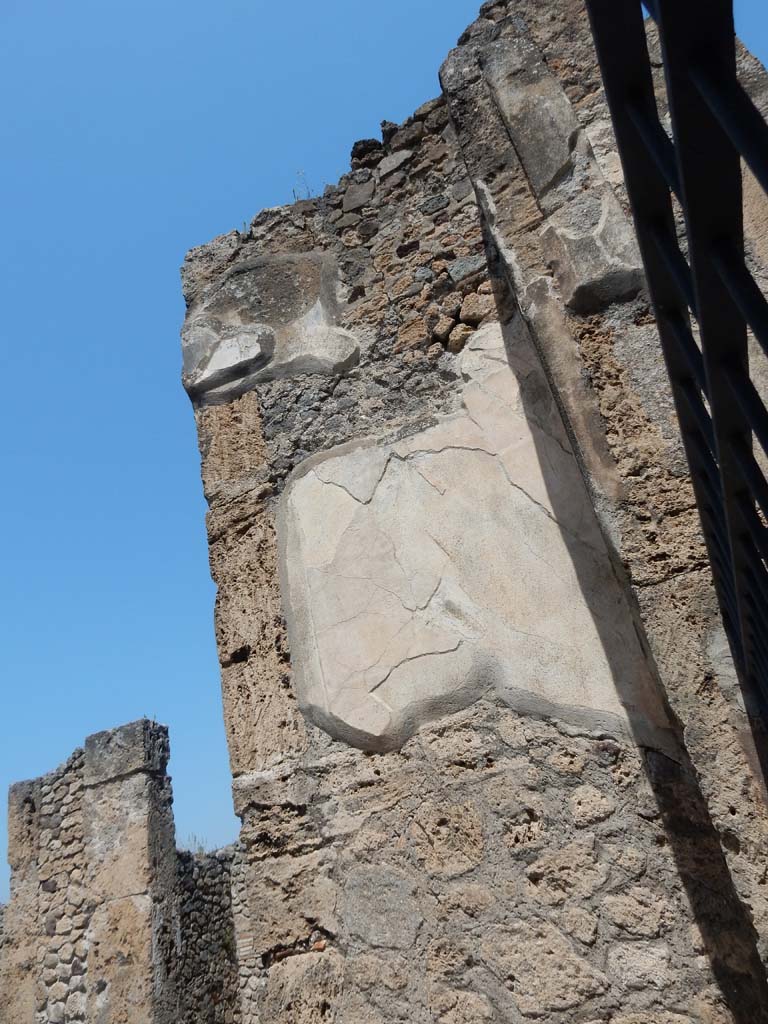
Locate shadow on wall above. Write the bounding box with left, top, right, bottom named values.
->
left=481, top=225, right=768, bottom=1023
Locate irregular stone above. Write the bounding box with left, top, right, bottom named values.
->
left=378, top=149, right=413, bottom=177
left=391, top=122, right=424, bottom=150
left=485, top=920, right=608, bottom=1015
left=47, top=1003, right=65, bottom=1024
left=541, top=187, right=644, bottom=312
left=432, top=315, right=455, bottom=342
left=431, top=989, right=494, bottom=1022
left=409, top=802, right=484, bottom=877
left=395, top=315, right=430, bottom=351
left=414, top=97, right=444, bottom=120
left=279, top=320, right=672, bottom=751
left=604, top=887, right=664, bottom=938
left=526, top=835, right=609, bottom=908
left=459, top=291, right=494, bottom=326
left=425, top=104, right=450, bottom=133
left=351, top=137, right=383, bottom=165
left=421, top=194, right=450, bottom=216
left=447, top=254, right=485, bottom=285
left=446, top=322, right=473, bottom=352
left=562, top=905, right=599, bottom=945
left=569, top=783, right=616, bottom=826
left=343, top=179, right=376, bottom=212
left=607, top=941, right=672, bottom=991
left=343, top=866, right=423, bottom=949
left=336, top=212, right=361, bottom=229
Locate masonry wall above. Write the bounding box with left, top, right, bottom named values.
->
left=175, top=847, right=240, bottom=1024
left=0, top=721, right=244, bottom=1024
left=439, top=0, right=768, bottom=971
left=3, top=2, right=768, bottom=1022
left=178, top=3, right=768, bottom=1022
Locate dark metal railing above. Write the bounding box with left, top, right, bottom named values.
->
left=584, top=0, right=768, bottom=728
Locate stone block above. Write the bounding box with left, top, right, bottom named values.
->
left=83, top=719, right=168, bottom=788
left=181, top=253, right=360, bottom=403
left=540, top=187, right=644, bottom=312
left=343, top=866, right=423, bottom=949
left=483, top=35, right=579, bottom=200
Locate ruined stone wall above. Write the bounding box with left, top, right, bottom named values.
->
left=0, top=720, right=246, bottom=1024
left=3, top=2, right=768, bottom=1022
left=0, top=721, right=256, bottom=1024
left=439, top=0, right=768, bottom=977
left=179, top=3, right=768, bottom=1021
left=175, top=847, right=240, bottom=1024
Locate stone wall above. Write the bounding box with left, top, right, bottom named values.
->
left=0, top=721, right=245, bottom=1024
left=3, top=2, right=768, bottom=1022
left=178, top=2, right=768, bottom=1021
left=439, top=0, right=768, bottom=980
left=175, top=847, right=240, bottom=1024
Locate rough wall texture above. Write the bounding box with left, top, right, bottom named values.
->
left=175, top=847, right=240, bottom=1024
left=177, top=3, right=768, bottom=1022
left=0, top=720, right=178, bottom=1024
left=0, top=722, right=244, bottom=1024
left=3, top=1, right=768, bottom=1022
left=438, top=0, right=768, bottom=979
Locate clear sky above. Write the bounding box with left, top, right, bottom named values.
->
left=0, top=2, right=766, bottom=901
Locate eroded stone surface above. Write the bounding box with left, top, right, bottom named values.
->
left=279, top=320, right=672, bottom=752
left=182, top=253, right=359, bottom=403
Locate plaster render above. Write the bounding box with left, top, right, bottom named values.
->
left=279, top=320, right=672, bottom=752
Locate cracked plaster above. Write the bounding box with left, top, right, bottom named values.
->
left=278, top=321, right=673, bottom=752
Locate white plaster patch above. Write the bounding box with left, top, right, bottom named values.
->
left=279, top=321, right=672, bottom=752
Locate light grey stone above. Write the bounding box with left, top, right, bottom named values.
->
left=343, top=179, right=375, bottom=212
left=377, top=149, right=413, bottom=178
left=607, top=941, right=672, bottom=990
left=279, top=320, right=673, bottom=752
left=181, top=253, right=360, bottom=403
left=484, top=35, right=579, bottom=199
left=540, top=187, right=644, bottom=312
left=447, top=253, right=485, bottom=285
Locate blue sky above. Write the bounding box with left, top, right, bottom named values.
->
left=0, top=2, right=766, bottom=901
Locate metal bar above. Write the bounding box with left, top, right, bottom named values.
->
left=691, top=63, right=768, bottom=198
left=731, top=438, right=768, bottom=519
left=627, top=102, right=682, bottom=197
left=679, top=378, right=716, bottom=455
left=724, top=366, right=768, bottom=457
left=663, top=309, right=708, bottom=396
left=712, top=239, right=768, bottom=361
left=584, top=0, right=741, bottom=678
left=653, top=0, right=761, bottom=698
left=649, top=222, right=699, bottom=316
left=737, top=493, right=768, bottom=565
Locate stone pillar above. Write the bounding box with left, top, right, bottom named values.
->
left=81, top=719, right=178, bottom=1024
left=0, top=779, right=42, bottom=1023
left=0, top=720, right=181, bottom=1024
